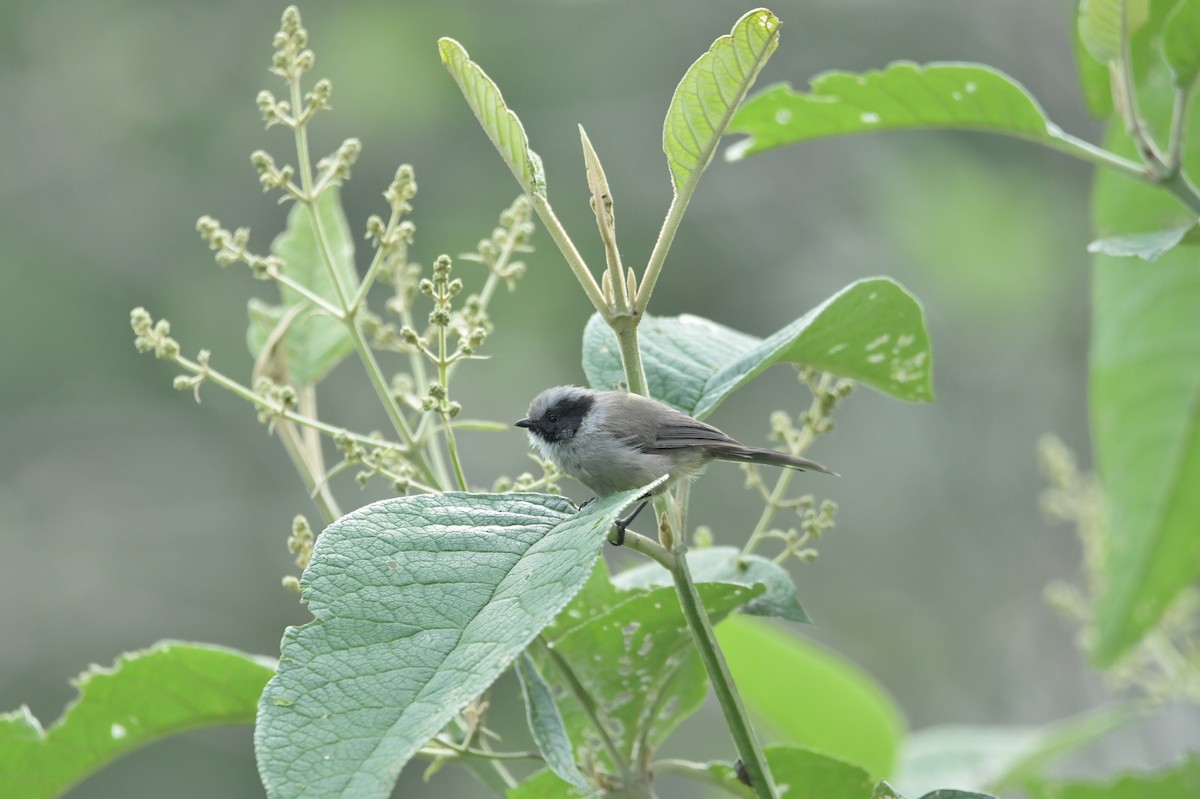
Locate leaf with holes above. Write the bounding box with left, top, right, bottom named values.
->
left=0, top=642, right=273, bottom=799
left=536, top=560, right=763, bottom=771
left=584, top=277, right=933, bottom=418
left=726, top=63, right=1064, bottom=160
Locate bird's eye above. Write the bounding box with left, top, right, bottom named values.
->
left=547, top=414, right=559, bottom=424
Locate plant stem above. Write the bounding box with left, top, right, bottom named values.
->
left=439, top=322, right=468, bottom=491
left=611, top=315, right=648, bottom=397
left=1043, top=130, right=1149, bottom=181
left=172, top=351, right=409, bottom=454
left=635, top=193, right=687, bottom=315
left=668, top=547, right=777, bottom=799
left=287, top=79, right=441, bottom=490
left=620, top=530, right=675, bottom=569
left=529, top=193, right=608, bottom=315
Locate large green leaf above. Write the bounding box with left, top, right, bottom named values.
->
left=255, top=486, right=655, bottom=799
left=439, top=38, right=546, bottom=197
left=664, top=8, right=779, bottom=194
left=246, top=188, right=356, bottom=386
left=0, top=642, right=273, bottom=799
left=715, top=616, right=904, bottom=778
left=726, top=63, right=1062, bottom=160
left=583, top=277, right=933, bottom=418
left=1024, top=755, right=1200, bottom=799
left=1089, top=5, right=1200, bottom=665
left=537, top=560, right=762, bottom=770
left=1077, top=0, right=1150, bottom=65
left=1162, top=0, right=1200, bottom=87
left=896, top=706, right=1141, bottom=797
left=507, top=768, right=592, bottom=799
left=613, top=545, right=811, bottom=624
left=704, top=745, right=876, bottom=798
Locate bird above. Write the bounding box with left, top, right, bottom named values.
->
left=515, top=385, right=834, bottom=543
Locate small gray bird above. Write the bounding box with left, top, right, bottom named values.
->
left=516, top=385, right=834, bottom=541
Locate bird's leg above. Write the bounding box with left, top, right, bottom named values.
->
left=609, top=499, right=648, bottom=547
left=575, top=497, right=598, bottom=512
left=734, top=758, right=752, bottom=787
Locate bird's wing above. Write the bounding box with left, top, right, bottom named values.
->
left=645, top=414, right=742, bottom=452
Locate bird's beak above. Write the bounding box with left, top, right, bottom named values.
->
left=514, top=418, right=533, bottom=429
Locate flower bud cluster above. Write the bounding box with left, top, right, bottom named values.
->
left=196, top=216, right=282, bottom=279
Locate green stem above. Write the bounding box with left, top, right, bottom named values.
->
left=423, top=742, right=541, bottom=762
left=528, top=193, right=608, bottom=315
left=172, top=352, right=409, bottom=455
left=270, top=268, right=346, bottom=319
left=669, top=547, right=777, bottom=799
left=439, top=322, right=468, bottom=491
left=620, top=530, right=675, bottom=569
left=612, top=315, right=648, bottom=397
left=1165, top=86, right=1191, bottom=173
left=1043, top=130, right=1149, bottom=181
left=741, top=373, right=828, bottom=557
left=635, top=193, right=687, bottom=315
left=287, top=79, right=441, bottom=490
left=1161, top=168, right=1200, bottom=216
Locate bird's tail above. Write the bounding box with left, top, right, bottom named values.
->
left=715, top=446, right=837, bottom=476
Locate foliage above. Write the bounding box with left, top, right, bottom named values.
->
left=4, top=3, right=1199, bottom=799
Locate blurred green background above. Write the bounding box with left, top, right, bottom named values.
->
left=3, top=0, right=1196, bottom=796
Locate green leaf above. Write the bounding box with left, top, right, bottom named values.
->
left=438, top=38, right=546, bottom=197
left=1077, top=0, right=1150, bottom=65
left=1163, top=0, right=1200, bottom=87
left=664, top=8, right=779, bottom=194
left=246, top=188, right=356, bottom=386
left=1025, top=755, right=1200, bottom=799
left=1089, top=26, right=1200, bottom=663
left=583, top=277, right=933, bottom=418
left=516, top=654, right=592, bottom=793
left=715, top=616, right=904, bottom=778
left=0, top=641, right=273, bottom=799
left=704, top=745, right=875, bottom=798
left=612, top=545, right=811, bottom=624
left=507, top=768, right=593, bottom=799
left=896, top=705, right=1142, bottom=797
left=537, top=560, right=763, bottom=769
left=1073, top=1, right=1115, bottom=117
left=1086, top=224, right=1199, bottom=261
left=255, top=486, right=656, bottom=799
left=727, top=63, right=1061, bottom=160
